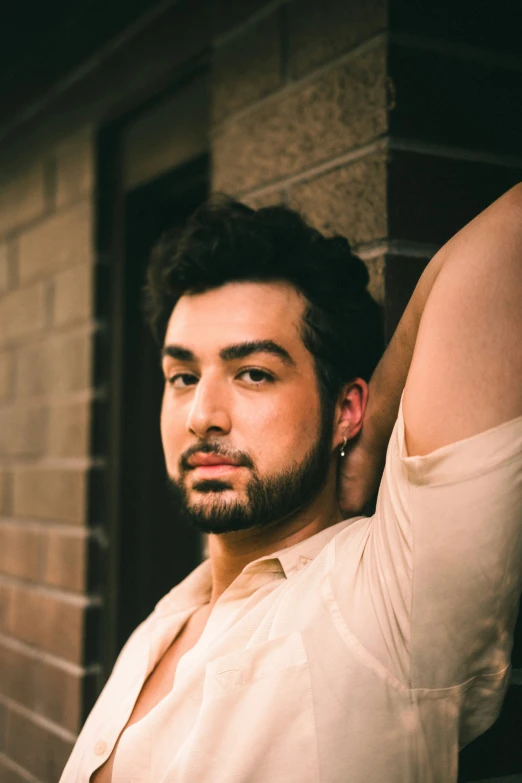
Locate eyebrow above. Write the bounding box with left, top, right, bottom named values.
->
left=161, top=340, right=296, bottom=368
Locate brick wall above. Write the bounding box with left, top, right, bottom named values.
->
left=0, top=130, right=100, bottom=782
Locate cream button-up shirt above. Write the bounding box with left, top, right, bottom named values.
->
left=60, top=394, right=522, bottom=783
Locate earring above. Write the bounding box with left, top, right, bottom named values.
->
left=340, top=437, right=348, bottom=457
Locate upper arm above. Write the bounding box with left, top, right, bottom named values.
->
left=402, top=184, right=522, bottom=457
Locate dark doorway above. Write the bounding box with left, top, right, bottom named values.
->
left=115, top=155, right=209, bottom=655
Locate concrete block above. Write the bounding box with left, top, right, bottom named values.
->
left=0, top=351, right=13, bottom=400
left=0, top=406, right=47, bottom=457
left=37, top=660, right=83, bottom=733
left=48, top=401, right=91, bottom=458
left=213, top=11, right=282, bottom=124
left=55, top=129, right=94, bottom=209
left=18, top=200, right=92, bottom=285
left=0, top=162, right=46, bottom=237
left=0, top=523, right=42, bottom=581
left=52, top=263, right=93, bottom=327
left=42, top=530, right=87, bottom=592
left=213, top=42, right=387, bottom=193
left=0, top=282, right=46, bottom=347
left=0, top=642, right=40, bottom=712
left=10, top=584, right=85, bottom=663
left=0, top=243, right=8, bottom=293
left=288, top=149, right=388, bottom=246
left=13, top=467, right=87, bottom=525
left=5, top=708, right=73, bottom=782
left=288, top=0, right=387, bottom=78
left=0, top=469, right=11, bottom=514
left=15, top=331, right=92, bottom=396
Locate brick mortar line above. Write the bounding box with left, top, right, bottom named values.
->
left=211, top=31, right=387, bottom=133
left=0, top=194, right=94, bottom=246
left=0, top=752, right=42, bottom=783
left=0, top=573, right=102, bottom=605
left=389, top=31, right=522, bottom=72
left=0, top=693, right=77, bottom=743
left=0, top=387, right=108, bottom=407
left=354, top=239, right=439, bottom=259
left=213, top=0, right=291, bottom=48
left=0, top=317, right=104, bottom=353
left=0, top=632, right=102, bottom=677
left=389, top=138, right=522, bottom=170
left=0, top=518, right=97, bottom=536
left=0, top=457, right=108, bottom=471
left=0, top=257, right=98, bottom=295
left=235, top=136, right=389, bottom=200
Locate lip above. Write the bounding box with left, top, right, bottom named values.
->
left=188, top=453, right=241, bottom=468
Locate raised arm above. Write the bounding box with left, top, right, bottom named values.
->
left=340, top=183, right=522, bottom=514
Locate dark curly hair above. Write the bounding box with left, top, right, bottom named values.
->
left=145, top=194, right=383, bottom=412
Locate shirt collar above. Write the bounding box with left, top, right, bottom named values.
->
left=243, top=516, right=363, bottom=578
left=154, top=516, right=364, bottom=617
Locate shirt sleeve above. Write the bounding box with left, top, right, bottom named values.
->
left=330, top=392, right=522, bottom=696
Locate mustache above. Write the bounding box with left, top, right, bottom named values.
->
left=179, top=442, right=255, bottom=472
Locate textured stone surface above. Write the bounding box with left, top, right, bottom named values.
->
left=242, top=190, right=286, bottom=210
left=289, top=149, right=388, bottom=246
left=48, top=401, right=90, bottom=458
left=4, top=708, right=73, bottom=782
left=361, top=254, right=386, bottom=307
left=389, top=44, right=522, bottom=158
left=0, top=469, right=11, bottom=514
left=0, top=583, right=13, bottom=633
left=0, top=642, right=41, bottom=711
left=37, top=660, right=83, bottom=732
left=9, top=585, right=85, bottom=662
left=288, top=0, right=387, bottom=78
left=388, top=150, right=522, bottom=246
left=213, top=10, right=282, bottom=124
left=15, top=331, right=92, bottom=396
left=53, top=263, right=93, bottom=327
left=13, top=467, right=87, bottom=525
left=0, top=350, right=13, bottom=400
left=0, top=162, right=46, bottom=237
left=0, top=243, right=8, bottom=293
left=42, top=530, right=87, bottom=592
left=18, top=200, right=92, bottom=285
left=0, top=406, right=47, bottom=457
left=0, top=524, right=42, bottom=580
left=213, top=42, right=387, bottom=193
left=55, top=129, right=94, bottom=209
left=0, top=282, right=46, bottom=347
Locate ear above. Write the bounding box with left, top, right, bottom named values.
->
left=331, top=379, right=369, bottom=451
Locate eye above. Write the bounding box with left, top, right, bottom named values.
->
left=237, top=368, right=275, bottom=385
left=167, top=373, right=198, bottom=388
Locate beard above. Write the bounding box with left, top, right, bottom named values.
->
left=165, top=415, right=334, bottom=535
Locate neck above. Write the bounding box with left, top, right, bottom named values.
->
left=206, top=470, right=342, bottom=606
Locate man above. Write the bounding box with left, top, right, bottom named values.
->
left=61, top=187, right=522, bottom=782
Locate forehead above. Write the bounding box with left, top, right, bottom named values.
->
left=164, top=280, right=307, bottom=353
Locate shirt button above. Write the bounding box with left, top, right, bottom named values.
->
left=94, top=740, right=107, bottom=756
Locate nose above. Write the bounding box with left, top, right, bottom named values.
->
left=185, top=373, right=232, bottom=438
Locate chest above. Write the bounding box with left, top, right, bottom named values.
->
left=90, top=607, right=209, bottom=783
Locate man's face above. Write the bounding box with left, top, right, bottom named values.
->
left=161, top=281, right=335, bottom=534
